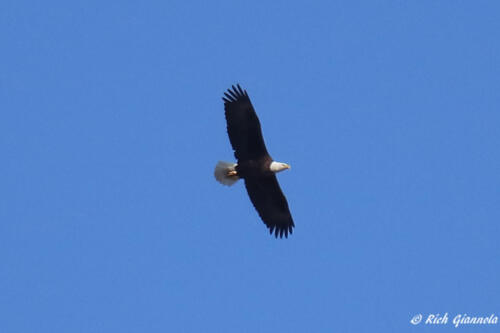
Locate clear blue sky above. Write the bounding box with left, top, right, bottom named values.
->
left=1, top=1, right=499, bottom=332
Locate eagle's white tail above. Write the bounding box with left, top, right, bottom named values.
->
left=214, top=161, right=239, bottom=186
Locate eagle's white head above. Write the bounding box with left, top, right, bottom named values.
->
left=269, top=161, right=291, bottom=173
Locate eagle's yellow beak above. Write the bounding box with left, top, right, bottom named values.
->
left=285, top=164, right=291, bottom=169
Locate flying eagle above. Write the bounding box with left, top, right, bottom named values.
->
left=214, top=84, right=295, bottom=238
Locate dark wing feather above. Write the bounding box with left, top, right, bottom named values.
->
left=244, top=175, right=295, bottom=238
left=223, top=84, right=269, bottom=161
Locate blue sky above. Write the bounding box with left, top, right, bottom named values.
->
left=1, top=1, right=499, bottom=332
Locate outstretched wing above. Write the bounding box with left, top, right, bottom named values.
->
left=244, top=175, right=295, bottom=238
left=222, top=84, right=269, bottom=161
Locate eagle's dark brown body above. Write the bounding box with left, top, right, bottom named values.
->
left=235, top=157, right=273, bottom=178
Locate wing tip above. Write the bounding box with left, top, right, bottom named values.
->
left=222, top=83, right=248, bottom=104
left=269, top=224, right=294, bottom=239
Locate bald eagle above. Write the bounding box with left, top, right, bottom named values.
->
left=214, top=84, right=295, bottom=238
